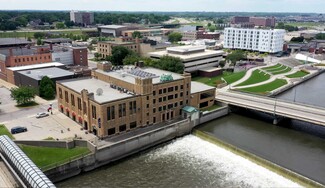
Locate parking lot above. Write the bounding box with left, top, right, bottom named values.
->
left=0, top=83, right=96, bottom=142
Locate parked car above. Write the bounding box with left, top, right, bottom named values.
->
left=36, top=112, right=49, bottom=118
left=11, top=126, right=27, bottom=134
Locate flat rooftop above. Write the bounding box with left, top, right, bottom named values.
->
left=43, top=38, right=72, bottom=43
left=18, top=67, right=74, bottom=80
left=7, top=62, right=64, bottom=71
left=167, top=45, right=206, bottom=53
left=191, top=81, right=215, bottom=94
left=199, top=67, right=222, bottom=72
left=59, top=78, right=134, bottom=104
left=149, top=48, right=224, bottom=61
left=0, top=38, right=33, bottom=46
left=98, top=25, right=127, bottom=29
left=95, top=66, right=184, bottom=84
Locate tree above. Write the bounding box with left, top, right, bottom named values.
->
left=123, top=54, right=141, bottom=65
left=154, top=56, right=184, bottom=74
left=290, top=36, right=304, bottom=43
left=39, top=76, right=55, bottom=99
left=207, top=23, right=212, bottom=27
left=27, top=37, right=32, bottom=42
left=10, top=86, right=37, bottom=106
left=55, top=22, right=65, bottom=29
left=94, top=53, right=102, bottom=61
left=34, top=32, right=45, bottom=39
left=132, top=31, right=142, bottom=39
left=315, top=33, right=325, bottom=40
left=65, top=20, right=75, bottom=28
left=225, top=50, right=247, bottom=65
left=217, top=18, right=224, bottom=24
left=110, top=46, right=134, bottom=65
left=37, top=38, right=43, bottom=45
left=168, top=32, right=182, bottom=43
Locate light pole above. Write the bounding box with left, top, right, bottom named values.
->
left=293, top=87, right=297, bottom=103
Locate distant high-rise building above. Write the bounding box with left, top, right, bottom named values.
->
left=224, top=28, right=285, bottom=53
left=70, top=11, right=94, bottom=26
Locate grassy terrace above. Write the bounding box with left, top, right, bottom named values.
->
left=0, top=125, right=14, bottom=139
left=20, top=145, right=90, bottom=170
left=262, top=64, right=282, bottom=71
left=192, top=71, right=246, bottom=87
left=286, top=71, right=309, bottom=78
left=236, top=70, right=270, bottom=87
left=271, top=67, right=292, bottom=75
left=239, top=79, right=288, bottom=95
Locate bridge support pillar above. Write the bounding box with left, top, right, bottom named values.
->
left=273, top=118, right=279, bottom=125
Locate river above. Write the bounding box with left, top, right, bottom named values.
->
left=58, top=74, right=325, bottom=187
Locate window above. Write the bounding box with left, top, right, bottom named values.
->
left=174, top=102, right=178, bottom=107
left=159, top=107, right=162, bottom=111
left=153, top=99, right=156, bottom=104
left=71, top=94, right=75, bottom=106
left=180, top=92, right=183, bottom=97
left=91, top=105, right=97, bottom=119
left=168, top=87, right=174, bottom=92
left=163, top=96, right=166, bottom=101
left=147, top=104, right=149, bottom=108
left=130, top=122, right=137, bottom=129
left=168, top=95, right=173, bottom=100
left=175, top=86, right=178, bottom=91
left=175, top=94, right=178, bottom=98
left=77, top=98, right=82, bottom=110
left=153, top=108, right=156, bottom=113
left=65, top=91, right=69, bottom=103
left=107, top=107, right=111, bottom=120
left=163, top=106, right=166, bottom=111
left=119, top=104, right=122, bottom=117
left=153, top=91, right=156, bottom=96
left=163, top=88, right=167, bottom=93
left=159, top=98, right=162, bottom=102
left=108, top=128, right=116, bottom=135
left=180, top=101, right=183, bottom=106
left=159, top=89, right=162, bottom=94
left=83, top=102, right=87, bottom=115
left=119, top=124, right=126, bottom=132
left=168, top=104, right=173, bottom=109
left=59, top=88, right=63, bottom=99
left=147, top=96, right=149, bottom=100
left=181, top=85, right=184, bottom=90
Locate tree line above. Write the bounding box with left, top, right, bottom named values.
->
left=0, top=11, right=170, bottom=31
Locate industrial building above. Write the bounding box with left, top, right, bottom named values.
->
left=0, top=38, right=33, bottom=49
left=223, top=28, right=285, bottom=53
left=231, top=16, right=276, bottom=28
left=148, top=45, right=225, bottom=72
left=56, top=62, right=215, bottom=137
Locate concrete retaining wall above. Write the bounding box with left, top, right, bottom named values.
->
left=14, top=140, right=74, bottom=149
left=44, top=119, right=192, bottom=183
left=199, top=106, right=229, bottom=124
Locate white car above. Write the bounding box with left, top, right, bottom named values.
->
left=36, top=112, right=49, bottom=118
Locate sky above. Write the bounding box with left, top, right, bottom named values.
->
left=0, top=0, right=324, bottom=13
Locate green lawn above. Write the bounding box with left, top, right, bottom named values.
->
left=264, top=65, right=287, bottom=73
left=239, top=79, right=288, bottom=95
left=236, top=70, right=271, bottom=87
left=262, top=64, right=282, bottom=71
left=0, top=30, right=87, bottom=39
left=192, top=71, right=246, bottom=87
left=286, top=71, right=309, bottom=78
left=286, top=22, right=324, bottom=28
left=0, top=125, right=15, bottom=139
left=201, top=104, right=221, bottom=111
left=20, top=145, right=90, bottom=170
left=270, top=67, right=292, bottom=75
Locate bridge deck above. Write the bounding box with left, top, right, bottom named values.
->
left=216, top=91, right=325, bottom=126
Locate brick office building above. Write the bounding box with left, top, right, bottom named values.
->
left=97, top=37, right=140, bottom=59
left=56, top=62, right=216, bottom=138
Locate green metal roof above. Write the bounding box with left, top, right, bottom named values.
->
left=182, top=106, right=198, bottom=113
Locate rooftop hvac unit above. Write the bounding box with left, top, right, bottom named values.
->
left=96, top=88, right=103, bottom=96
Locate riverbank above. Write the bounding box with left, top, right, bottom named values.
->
left=193, top=130, right=324, bottom=188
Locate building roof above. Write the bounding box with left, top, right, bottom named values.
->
left=167, top=45, right=206, bottom=53
left=7, top=62, right=64, bottom=71
left=18, top=67, right=74, bottom=80
left=98, top=25, right=127, bottom=29
left=42, top=38, right=72, bottom=43
left=182, top=106, right=198, bottom=113
left=191, top=81, right=215, bottom=94
left=149, top=48, right=224, bottom=61
left=95, top=66, right=184, bottom=85
left=0, top=38, right=33, bottom=47
left=59, top=78, right=135, bottom=104
left=0, top=48, right=36, bottom=56
left=198, top=67, right=222, bottom=72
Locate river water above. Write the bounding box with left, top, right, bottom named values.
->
left=57, top=135, right=300, bottom=187
left=58, top=74, right=325, bottom=187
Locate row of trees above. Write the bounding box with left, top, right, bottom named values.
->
left=0, top=11, right=170, bottom=30
left=10, top=76, right=56, bottom=106
left=275, top=22, right=299, bottom=32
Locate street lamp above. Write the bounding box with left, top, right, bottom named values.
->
left=293, top=87, right=297, bottom=103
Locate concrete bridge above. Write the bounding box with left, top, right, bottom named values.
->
left=215, top=91, right=325, bottom=126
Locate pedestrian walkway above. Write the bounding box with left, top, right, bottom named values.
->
left=0, top=160, right=18, bottom=188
